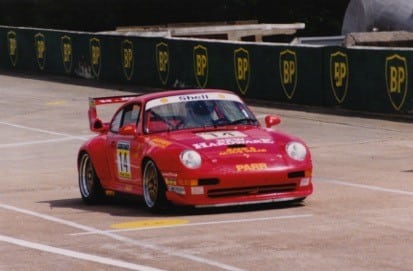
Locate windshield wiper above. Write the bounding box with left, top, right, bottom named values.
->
left=229, top=118, right=258, bottom=125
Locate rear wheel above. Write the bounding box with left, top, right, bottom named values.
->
left=142, top=160, right=168, bottom=211
left=78, top=153, right=104, bottom=204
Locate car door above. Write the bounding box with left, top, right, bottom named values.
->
left=106, top=103, right=142, bottom=191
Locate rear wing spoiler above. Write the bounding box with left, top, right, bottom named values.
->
left=88, top=94, right=141, bottom=132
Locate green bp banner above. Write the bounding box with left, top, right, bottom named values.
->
left=1, top=25, right=413, bottom=116
left=323, top=47, right=413, bottom=114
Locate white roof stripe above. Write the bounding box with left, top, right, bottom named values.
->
left=145, top=92, right=242, bottom=110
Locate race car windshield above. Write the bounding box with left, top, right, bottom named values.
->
left=144, top=96, right=258, bottom=133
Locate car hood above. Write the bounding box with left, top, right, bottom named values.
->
left=156, top=127, right=287, bottom=163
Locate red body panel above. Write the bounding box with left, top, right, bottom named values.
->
left=78, top=89, right=313, bottom=207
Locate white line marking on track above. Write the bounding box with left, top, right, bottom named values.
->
left=0, top=234, right=166, bottom=271
left=0, top=121, right=89, bottom=140
left=0, top=137, right=81, bottom=148
left=314, top=178, right=413, bottom=196
left=0, top=203, right=247, bottom=271
left=71, top=214, right=313, bottom=236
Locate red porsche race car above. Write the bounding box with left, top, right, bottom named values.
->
left=77, top=89, right=313, bottom=210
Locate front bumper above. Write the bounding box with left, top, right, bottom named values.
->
left=164, top=168, right=313, bottom=207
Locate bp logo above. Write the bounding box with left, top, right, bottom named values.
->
left=330, top=51, right=349, bottom=104
left=385, top=54, right=408, bottom=111
left=233, top=47, right=250, bottom=95
left=89, top=37, right=101, bottom=78
left=156, top=42, right=169, bottom=85
left=121, top=39, right=134, bottom=81
left=61, top=35, right=73, bottom=74
left=7, top=31, right=18, bottom=67
left=279, top=49, right=297, bottom=100
left=193, top=44, right=208, bottom=88
left=34, top=33, right=46, bottom=70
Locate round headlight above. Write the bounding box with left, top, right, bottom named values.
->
left=286, top=142, right=307, bottom=161
left=180, top=150, right=202, bottom=169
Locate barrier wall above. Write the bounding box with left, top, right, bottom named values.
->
left=1, top=26, right=413, bottom=116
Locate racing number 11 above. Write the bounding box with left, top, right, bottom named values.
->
left=117, top=141, right=131, bottom=179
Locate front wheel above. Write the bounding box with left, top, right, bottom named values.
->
left=78, top=153, right=104, bottom=204
left=142, top=160, right=168, bottom=211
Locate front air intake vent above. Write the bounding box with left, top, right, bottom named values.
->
left=207, top=184, right=296, bottom=198
left=288, top=171, right=305, bottom=178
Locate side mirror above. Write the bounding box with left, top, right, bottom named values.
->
left=265, top=115, right=281, bottom=128
left=91, top=118, right=108, bottom=133
left=119, top=124, right=137, bottom=136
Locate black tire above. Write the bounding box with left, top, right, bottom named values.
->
left=142, top=160, right=168, bottom=211
left=78, top=153, right=104, bottom=204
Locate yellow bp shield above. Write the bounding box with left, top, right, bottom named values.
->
left=121, top=39, right=134, bottom=81
left=385, top=54, right=408, bottom=111
left=34, top=33, right=46, bottom=70
left=193, top=45, right=208, bottom=88
left=156, top=42, right=169, bottom=85
left=233, top=47, right=250, bottom=95
left=61, top=35, right=73, bottom=74
left=7, top=31, right=18, bottom=67
left=279, top=49, right=297, bottom=100
left=329, top=51, right=349, bottom=104
left=89, top=37, right=101, bottom=78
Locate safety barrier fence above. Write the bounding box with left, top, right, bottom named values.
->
left=1, top=26, right=412, bottom=115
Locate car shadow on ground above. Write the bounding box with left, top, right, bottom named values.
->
left=39, top=195, right=307, bottom=218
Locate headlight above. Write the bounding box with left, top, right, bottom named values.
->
left=286, top=142, right=307, bottom=161
left=180, top=150, right=202, bottom=169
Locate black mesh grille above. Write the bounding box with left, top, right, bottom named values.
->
left=207, top=184, right=296, bottom=198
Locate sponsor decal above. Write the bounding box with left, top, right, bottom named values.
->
left=61, top=35, right=73, bottom=74
left=196, top=131, right=246, bottom=140
left=178, top=93, right=210, bottom=102
left=191, top=186, right=204, bottom=195
left=279, top=49, right=297, bottom=99
left=236, top=163, right=268, bottom=172
left=121, top=39, right=134, bottom=80
left=156, top=42, right=169, bottom=85
left=219, top=146, right=267, bottom=156
left=234, top=47, right=250, bottom=95
left=150, top=137, right=172, bottom=148
left=117, top=141, right=131, bottom=179
left=193, top=138, right=274, bottom=149
left=7, top=31, right=18, bottom=67
left=385, top=54, right=408, bottom=111
left=34, top=32, right=46, bottom=70
left=89, top=37, right=101, bottom=78
left=193, top=44, right=209, bottom=88
left=330, top=51, right=349, bottom=104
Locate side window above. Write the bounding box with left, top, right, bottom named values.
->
left=110, top=103, right=141, bottom=133
left=110, top=109, right=123, bottom=133
left=123, top=104, right=141, bottom=126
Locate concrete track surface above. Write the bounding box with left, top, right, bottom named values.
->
left=1, top=73, right=413, bottom=271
